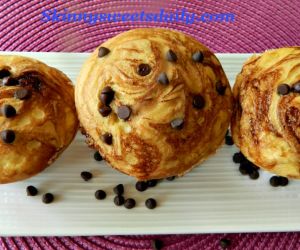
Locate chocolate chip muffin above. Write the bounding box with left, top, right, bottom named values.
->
left=0, top=55, right=78, bottom=183
left=76, top=28, right=233, bottom=180
left=231, top=47, right=300, bottom=178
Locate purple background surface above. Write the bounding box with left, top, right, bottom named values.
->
left=1, top=0, right=300, bottom=249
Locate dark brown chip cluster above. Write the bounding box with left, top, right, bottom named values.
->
left=232, top=151, right=260, bottom=180
left=269, top=176, right=289, bottom=187
left=26, top=185, right=55, bottom=204
left=277, top=81, right=300, bottom=95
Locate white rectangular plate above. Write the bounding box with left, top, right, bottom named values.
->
left=0, top=52, right=299, bottom=236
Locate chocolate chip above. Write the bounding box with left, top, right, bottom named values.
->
left=145, top=198, right=157, bottom=209
left=3, top=77, right=18, bottom=86
left=99, top=106, right=112, bottom=117
left=1, top=104, right=16, bottom=118
left=26, top=185, right=38, bottom=196
left=94, top=151, right=103, bottom=161
left=232, top=152, right=245, bottom=164
left=278, top=176, right=289, bottom=186
left=166, top=49, right=177, bottom=62
left=270, top=176, right=280, bottom=187
left=171, top=118, right=184, bottom=130
left=157, top=72, right=169, bottom=85
left=249, top=170, right=259, bottom=180
left=95, top=190, right=106, bottom=200
left=18, top=74, right=41, bottom=91
left=239, top=164, right=248, bottom=175
left=124, top=198, right=136, bottom=209
left=147, top=179, right=158, bottom=188
left=1, top=130, right=15, bottom=144
left=135, top=181, right=147, bottom=192
left=220, top=238, right=231, bottom=249
left=117, top=105, right=131, bottom=120
left=101, top=132, right=113, bottom=145
left=151, top=239, right=164, bottom=250
left=42, top=193, right=54, bottom=204
left=14, top=88, right=31, bottom=100
left=166, top=176, right=175, bottom=181
left=100, top=86, right=114, bottom=105
left=193, top=95, right=205, bottom=109
left=292, top=82, right=300, bottom=93
left=216, top=81, right=227, bottom=95
left=137, top=64, right=151, bottom=76
left=277, top=84, right=290, bottom=95
left=0, top=69, right=10, bottom=78
left=225, top=136, right=234, bottom=145
left=98, top=47, right=110, bottom=57
left=114, top=195, right=125, bottom=206
left=240, top=161, right=255, bottom=175
left=81, top=171, right=93, bottom=181
left=192, top=51, right=204, bottom=62
left=113, top=184, right=124, bottom=195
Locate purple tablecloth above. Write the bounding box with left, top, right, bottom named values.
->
left=1, top=0, right=300, bottom=249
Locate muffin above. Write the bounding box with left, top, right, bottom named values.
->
left=0, top=55, right=78, bottom=184
left=75, top=28, right=233, bottom=180
left=231, top=47, right=300, bottom=178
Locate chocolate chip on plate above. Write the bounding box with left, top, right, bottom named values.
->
left=147, top=179, right=158, bottom=188
left=239, top=164, right=248, bottom=175
left=193, top=95, right=205, bottom=109
left=81, top=171, right=93, bottom=181
left=151, top=239, right=164, bottom=250
left=157, top=72, right=169, bottom=85
left=3, top=77, right=18, bottom=86
left=220, top=238, right=231, bottom=249
left=232, top=152, right=245, bottom=164
left=278, top=176, right=289, bottom=186
left=100, top=86, right=114, bottom=105
left=98, top=47, right=110, bottom=57
left=249, top=170, right=259, bottom=180
left=14, top=88, right=31, bottom=100
left=269, top=176, right=280, bottom=187
left=225, top=136, right=234, bottom=145
left=171, top=118, right=184, bottom=130
left=292, top=82, right=300, bottom=93
left=99, top=106, right=112, bottom=117
left=145, top=198, right=157, bottom=209
left=94, top=151, right=103, bottom=161
left=1, top=130, right=15, bottom=144
left=166, top=49, right=178, bottom=62
left=192, top=51, right=204, bottom=63
left=117, top=105, right=131, bottom=120
left=216, top=81, right=227, bottom=95
left=114, top=195, right=125, bottom=206
left=124, top=198, right=136, bottom=209
left=113, top=184, right=124, bottom=195
left=0, top=69, right=10, bottom=78
left=26, top=185, right=38, bottom=196
left=42, top=193, right=54, bottom=204
left=135, top=181, right=147, bottom=192
left=1, top=104, right=16, bottom=118
left=277, top=84, right=290, bottom=95
left=137, top=63, right=151, bottom=76
left=101, top=132, right=113, bottom=145
left=95, top=190, right=106, bottom=200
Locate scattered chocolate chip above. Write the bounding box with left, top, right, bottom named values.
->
left=220, top=238, right=231, bottom=249
left=14, top=88, right=31, bottom=100
left=270, top=176, right=280, bottom=187
left=117, top=105, right=131, bottom=120
left=249, top=170, right=259, bottom=180
left=113, top=184, right=124, bottom=195
left=1, top=104, right=16, bottom=118
left=95, top=190, right=106, bottom=200
left=26, top=185, right=38, bottom=196
left=99, top=106, right=112, bottom=117
left=42, top=193, right=54, bottom=204
left=0, top=69, right=10, bottom=78
left=124, top=198, right=136, bottom=209
left=114, top=195, right=125, bottom=206
left=192, top=51, right=204, bottom=63
left=278, top=176, right=289, bottom=186
left=166, top=176, right=175, bottom=181
left=216, top=81, right=227, bottom=95
left=94, top=151, right=103, bottom=161
left=137, top=64, right=151, bottom=76
left=98, top=47, right=110, bottom=57
left=136, top=181, right=148, bottom=192
left=239, top=164, right=248, bottom=175
left=171, top=118, right=184, bottom=130
left=100, top=86, right=114, bottom=106
left=3, top=77, right=18, bottom=86
left=192, top=94, right=205, bottom=109
left=81, top=171, right=93, bottom=181
left=157, top=72, right=169, bottom=85
left=145, top=198, right=157, bottom=209
left=0, top=130, right=15, bottom=144
left=151, top=239, right=164, bottom=250
left=232, top=152, right=246, bottom=164
left=166, top=49, right=177, bottom=62
left=225, top=136, right=234, bottom=145
left=292, top=82, right=300, bottom=93
left=147, top=179, right=158, bottom=188
left=277, top=84, right=290, bottom=95
left=101, top=132, right=113, bottom=145
left=18, top=74, right=41, bottom=91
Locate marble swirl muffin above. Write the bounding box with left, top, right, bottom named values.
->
left=76, top=28, right=233, bottom=180
left=232, top=47, right=300, bottom=178
left=0, top=55, right=78, bottom=184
